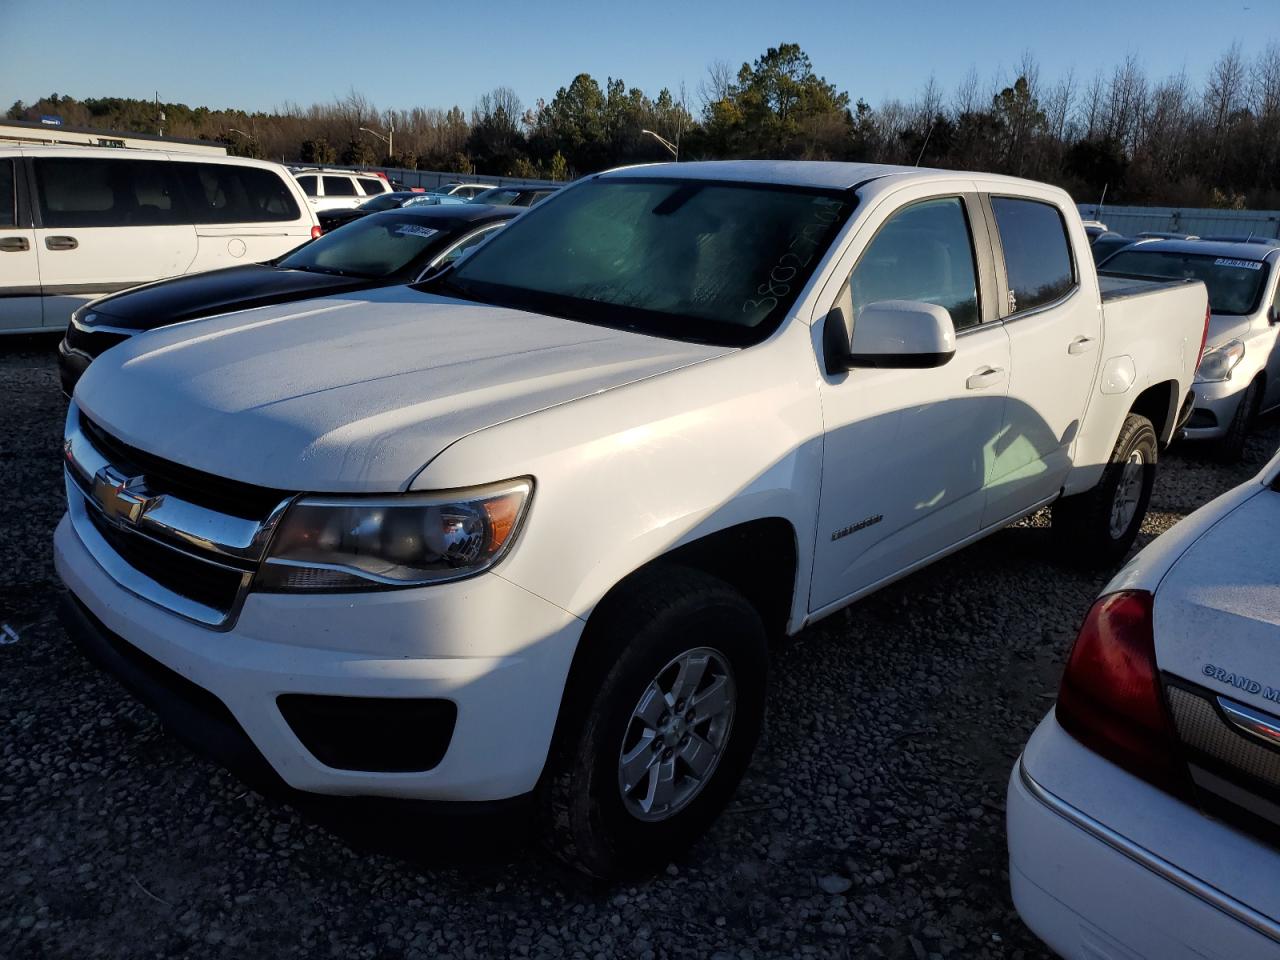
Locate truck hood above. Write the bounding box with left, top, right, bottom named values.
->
left=75, top=285, right=732, bottom=492
left=1154, top=481, right=1280, bottom=715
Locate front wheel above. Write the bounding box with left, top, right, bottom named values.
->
left=1052, top=412, right=1157, bottom=566
left=537, top=566, right=767, bottom=879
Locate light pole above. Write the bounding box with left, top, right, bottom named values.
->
left=641, top=128, right=678, bottom=160
left=359, top=123, right=394, bottom=163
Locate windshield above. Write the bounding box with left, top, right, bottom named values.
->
left=1101, top=249, right=1271, bottom=315
left=473, top=188, right=522, bottom=206
left=278, top=214, right=447, bottom=279
left=358, top=194, right=406, bottom=212
left=427, top=177, right=855, bottom=346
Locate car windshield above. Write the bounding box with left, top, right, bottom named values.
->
left=1100, top=249, right=1271, bottom=315
left=473, top=188, right=522, bottom=205
left=278, top=214, right=448, bottom=279
left=426, top=177, right=855, bottom=346
left=1090, top=237, right=1132, bottom=265
left=358, top=194, right=407, bottom=211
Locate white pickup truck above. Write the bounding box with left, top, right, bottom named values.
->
left=56, top=161, right=1208, bottom=877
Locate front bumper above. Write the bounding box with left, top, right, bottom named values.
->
left=1181, top=378, right=1249, bottom=441
left=1008, top=715, right=1280, bottom=959
left=54, top=511, right=584, bottom=801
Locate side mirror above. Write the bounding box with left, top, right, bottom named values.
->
left=1268, top=305, right=1279, bottom=325
left=824, top=300, right=957, bottom=373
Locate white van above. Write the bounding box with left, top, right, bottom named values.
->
left=291, top=168, right=393, bottom=213
left=0, top=146, right=319, bottom=333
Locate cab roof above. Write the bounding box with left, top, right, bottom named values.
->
left=595, top=159, right=1057, bottom=195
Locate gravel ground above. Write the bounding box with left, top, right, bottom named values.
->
left=3, top=331, right=1278, bottom=960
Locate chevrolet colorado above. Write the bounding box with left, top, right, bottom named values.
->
left=56, top=160, right=1209, bottom=877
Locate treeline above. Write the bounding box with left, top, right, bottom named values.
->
left=8, top=40, right=1280, bottom=206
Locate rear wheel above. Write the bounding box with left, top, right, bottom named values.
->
left=537, top=566, right=767, bottom=879
left=1216, top=376, right=1261, bottom=463
left=1052, top=413, right=1157, bottom=566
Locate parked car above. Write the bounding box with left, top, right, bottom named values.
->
left=1081, top=219, right=1109, bottom=242
left=58, top=204, right=517, bottom=393
left=0, top=146, right=318, bottom=334
left=469, top=185, right=560, bottom=207
left=317, top=192, right=429, bottom=232
left=403, top=182, right=498, bottom=206
left=1136, top=230, right=1200, bottom=240
left=1089, top=231, right=1135, bottom=265
left=1101, top=239, right=1280, bottom=460
left=56, top=161, right=1207, bottom=878
left=1009, top=449, right=1280, bottom=960
left=428, top=182, right=496, bottom=200
left=292, top=168, right=392, bottom=212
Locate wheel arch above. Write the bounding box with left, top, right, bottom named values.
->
left=1128, top=379, right=1180, bottom=446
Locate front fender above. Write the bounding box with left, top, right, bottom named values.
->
left=412, top=321, right=824, bottom=625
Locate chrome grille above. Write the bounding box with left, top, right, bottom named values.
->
left=64, top=404, right=293, bottom=628
left=1167, top=685, right=1280, bottom=792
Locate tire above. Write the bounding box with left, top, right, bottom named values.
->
left=1052, top=412, right=1158, bottom=566
left=537, top=565, right=768, bottom=879
left=1215, top=377, right=1261, bottom=464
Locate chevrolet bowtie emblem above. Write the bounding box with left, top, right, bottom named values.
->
left=91, top=467, right=153, bottom=525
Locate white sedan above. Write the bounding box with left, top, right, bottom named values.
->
left=1008, top=450, right=1280, bottom=958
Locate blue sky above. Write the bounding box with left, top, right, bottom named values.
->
left=1, top=0, right=1275, bottom=115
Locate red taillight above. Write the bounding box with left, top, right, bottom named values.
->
left=311, top=225, right=323, bottom=239
left=1196, top=303, right=1210, bottom=367
left=1056, top=591, right=1194, bottom=799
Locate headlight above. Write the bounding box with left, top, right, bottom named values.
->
left=257, top=478, right=532, bottom=592
left=1195, top=339, right=1245, bottom=382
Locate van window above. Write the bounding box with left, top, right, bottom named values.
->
left=175, top=163, right=301, bottom=224
left=296, top=175, right=318, bottom=196
left=0, top=160, right=14, bottom=227
left=847, top=197, right=980, bottom=330
left=34, top=157, right=188, bottom=227
left=323, top=176, right=357, bottom=197
left=357, top=177, right=385, bottom=195
left=991, top=197, right=1075, bottom=314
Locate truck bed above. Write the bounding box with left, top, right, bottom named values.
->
left=1097, top=273, right=1194, bottom=303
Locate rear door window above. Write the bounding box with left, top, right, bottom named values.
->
left=847, top=196, right=981, bottom=330
left=33, top=157, right=188, bottom=227
left=175, top=163, right=301, bottom=224
left=990, top=197, right=1075, bottom=314
left=322, top=176, right=357, bottom=197
left=356, top=177, right=385, bottom=195
left=0, top=160, right=14, bottom=227
left=295, top=175, right=318, bottom=196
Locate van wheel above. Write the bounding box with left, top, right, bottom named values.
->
left=1052, top=413, right=1157, bottom=566
left=1216, top=377, right=1261, bottom=464
left=537, top=566, right=767, bottom=879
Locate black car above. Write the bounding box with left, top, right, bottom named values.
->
left=59, top=204, right=518, bottom=394
left=317, top=191, right=426, bottom=232
left=470, top=185, right=561, bottom=207
left=1089, top=232, right=1135, bottom=265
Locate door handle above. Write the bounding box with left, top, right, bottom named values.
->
left=45, top=236, right=78, bottom=251
left=0, top=236, right=29, bottom=252
left=1068, top=336, right=1097, bottom=355
left=966, top=366, right=1007, bottom=390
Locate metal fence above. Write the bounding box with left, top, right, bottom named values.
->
left=1076, top=203, right=1280, bottom=240
left=314, top=163, right=561, bottom=192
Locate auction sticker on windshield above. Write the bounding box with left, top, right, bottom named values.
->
left=396, top=225, right=439, bottom=239
left=1214, top=258, right=1263, bottom=270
